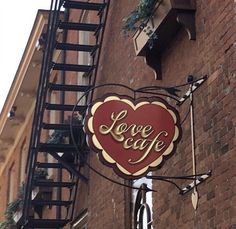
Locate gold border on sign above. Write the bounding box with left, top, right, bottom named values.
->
left=87, top=95, right=181, bottom=178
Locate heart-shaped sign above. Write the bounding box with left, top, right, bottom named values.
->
left=85, top=95, right=182, bottom=179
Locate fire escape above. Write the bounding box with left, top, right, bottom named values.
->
left=22, top=0, right=110, bottom=228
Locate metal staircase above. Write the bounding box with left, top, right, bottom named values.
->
left=22, top=0, right=110, bottom=228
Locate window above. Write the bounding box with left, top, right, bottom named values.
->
left=8, top=163, right=16, bottom=203
left=19, top=140, right=27, bottom=183
left=132, top=174, right=153, bottom=229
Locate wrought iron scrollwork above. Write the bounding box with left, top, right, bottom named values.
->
left=68, top=76, right=212, bottom=207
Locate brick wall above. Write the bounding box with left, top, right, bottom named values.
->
left=0, top=1, right=234, bottom=227
left=70, top=0, right=236, bottom=228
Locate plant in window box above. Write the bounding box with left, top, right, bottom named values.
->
left=31, top=168, right=52, bottom=202
left=31, top=168, right=52, bottom=218
left=46, top=115, right=86, bottom=163
left=32, top=168, right=51, bottom=197
left=0, top=206, right=16, bottom=229
left=12, top=184, right=33, bottom=226
left=122, top=0, right=158, bottom=49
left=0, top=172, right=50, bottom=228
left=47, top=129, right=68, bottom=144
left=34, top=168, right=48, bottom=180
left=0, top=184, right=25, bottom=228
left=47, top=115, right=84, bottom=145
left=46, top=127, right=72, bottom=163
left=126, top=0, right=196, bottom=79
left=122, top=0, right=157, bottom=34
left=0, top=222, right=16, bottom=229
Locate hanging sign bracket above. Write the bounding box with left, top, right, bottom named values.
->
left=69, top=76, right=212, bottom=209
left=145, top=75, right=211, bottom=209
left=145, top=170, right=211, bottom=195
left=176, top=75, right=208, bottom=106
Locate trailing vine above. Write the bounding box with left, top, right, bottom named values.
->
left=122, top=0, right=158, bottom=49
left=122, top=0, right=157, bottom=34
left=47, top=115, right=84, bottom=146
left=0, top=185, right=24, bottom=229
left=0, top=170, right=48, bottom=229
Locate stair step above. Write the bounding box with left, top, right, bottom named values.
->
left=38, top=143, right=76, bottom=152
left=36, top=162, right=77, bottom=169
left=26, top=219, right=70, bottom=228
left=45, top=103, right=87, bottom=112
left=48, top=83, right=92, bottom=92
left=63, top=1, right=106, bottom=11
left=52, top=62, right=94, bottom=72
left=32, top=199, right=73, bottom=206
left=56, top=42, right=99, bottom=52
left=34, top=180, right=76, bottom=188
left=42, top=123, right=83, bottom=130
left=59, top=21, right=101, bottom=32
left=36, top=162, right=63, bottom=169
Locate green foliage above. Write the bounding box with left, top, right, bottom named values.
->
left=47, top=116, right=84, bottom=146
left=122, top=0, right=157, bottom=35
left=0, top=184, right=24, bottom=228
left=47, top=129, right=68, bottom=144
left=0, top=169, right=49, bottom=228
left=0, top=220, right=14, bottom=229
left=5, top=200, right=22, bottom=218
left=34, top=168, right=48, bottom=180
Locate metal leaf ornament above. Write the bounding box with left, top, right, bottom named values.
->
left=164, top=87, right=181, bottom=97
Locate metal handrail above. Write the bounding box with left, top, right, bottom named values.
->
left=89, top=0, right=111, bottom=103
left=23, top=0, right=111, bottom=226
left=23, top=0, right=63, bottom=224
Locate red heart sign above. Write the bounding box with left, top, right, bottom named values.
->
left=85, top=95, right=181, bottom=179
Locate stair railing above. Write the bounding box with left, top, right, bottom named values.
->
left=23, top=0, right=63, bottom=224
